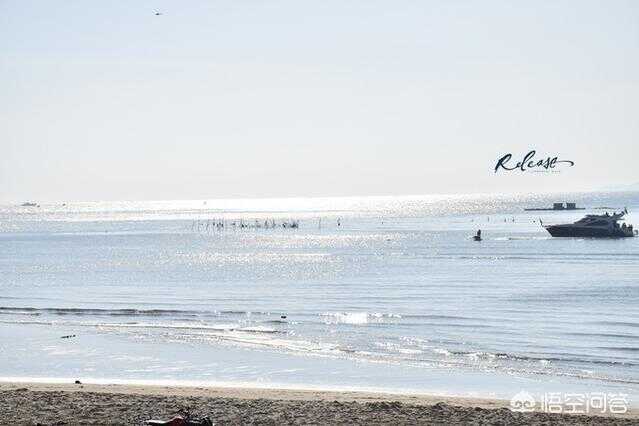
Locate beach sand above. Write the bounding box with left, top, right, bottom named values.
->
left=1, top=382, right=638, bottom=425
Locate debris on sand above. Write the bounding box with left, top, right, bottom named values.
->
left=146, top=410, right=212, bottom=426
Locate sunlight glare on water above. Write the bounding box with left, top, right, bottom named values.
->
left=1, top=191, right=638, bottom=401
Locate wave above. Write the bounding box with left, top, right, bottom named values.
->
left=0, top=306, right=205, bottom=317
left=596, top=347, right=639, bottom=353
left=317, top=312, right=489, bottom=324
left=0, top=306, right=287, bottom=319
left=0, top=307, right=492, bottom=329
left=590, top=320, right=639, bottom=328
left=563, top=331, right=639, bottom=340
left=359, top=348, right=639, bottom=385
left=0, top=319, right=281, bottom=334
left=320, top=312, right=402, bottom=325
left=440, top=349, right=639, bottom=368
left=2, top=307, right=637, bottom=381
left=2, top=316, right=637, bottom=385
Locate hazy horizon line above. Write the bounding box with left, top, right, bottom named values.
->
left=4, top=187, right=638, bottom=205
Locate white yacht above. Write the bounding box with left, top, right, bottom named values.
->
left=544, top=210, right=636, bottom=238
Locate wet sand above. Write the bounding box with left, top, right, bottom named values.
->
left=1, top=382, right=637, bottom=425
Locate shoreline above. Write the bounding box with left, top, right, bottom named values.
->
left=2, top=380, right=638, bottom=424
left=0, top=380, right=509, bottom=409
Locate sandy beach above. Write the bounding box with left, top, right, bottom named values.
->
left=1, top=381, right=637, bottom=425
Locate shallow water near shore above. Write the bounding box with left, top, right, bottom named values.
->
left=1, top=191, right=638, bottom=405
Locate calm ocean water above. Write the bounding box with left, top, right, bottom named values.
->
left=1, top=191, right=638, bottom=402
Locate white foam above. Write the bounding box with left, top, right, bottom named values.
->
left=321, top=312, right=398, bottom=325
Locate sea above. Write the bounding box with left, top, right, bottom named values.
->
left=1, top=191, right=638, bottom=405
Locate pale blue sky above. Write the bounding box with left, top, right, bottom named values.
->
left=1, top=0, right=638, bottom=201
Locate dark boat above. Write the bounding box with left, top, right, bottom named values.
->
left=525, top=202, right=584, bottom=211
left=544, top=210, right=637, bottom=238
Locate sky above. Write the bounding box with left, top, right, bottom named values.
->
left=1, top=0, right=638, bottom=202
